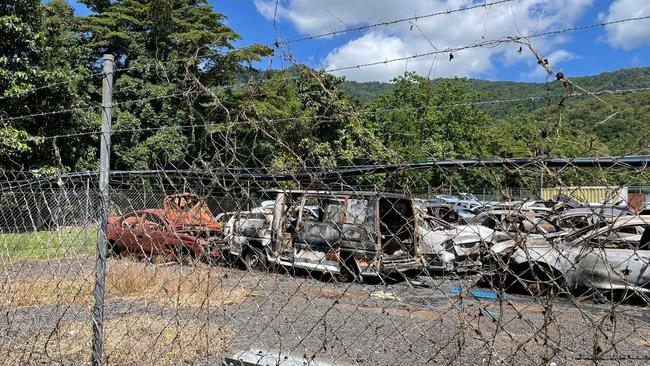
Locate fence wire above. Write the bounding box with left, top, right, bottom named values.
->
left=2, top=19, right=650, bottom=362
left=0, top=157, right=649, bottom=365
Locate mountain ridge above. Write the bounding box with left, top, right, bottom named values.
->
left=340, top=66, right=650, bottom=116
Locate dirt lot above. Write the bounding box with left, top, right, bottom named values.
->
left=1, top=257, right=649, bottom=365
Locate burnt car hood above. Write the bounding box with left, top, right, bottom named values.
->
left=420, top=224, right=505, bottom=257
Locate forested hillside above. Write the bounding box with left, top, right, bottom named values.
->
left=342, top=67, right=650, bottom=116
left=1, top=0, right=648, bottom=190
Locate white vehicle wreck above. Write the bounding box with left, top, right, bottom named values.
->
left=490, top=216, right=650, bottom=297
left=222, top=190, right=421, bottom=282
left=416, top=206, right=509, bottom=274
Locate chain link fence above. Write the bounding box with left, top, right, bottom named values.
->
left=1, top=159, right=649, bottom=366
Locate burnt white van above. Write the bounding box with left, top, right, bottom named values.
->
left=225, top=190, right=421, bottom=282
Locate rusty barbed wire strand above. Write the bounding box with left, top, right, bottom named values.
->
left=26, top=85, right=650, bottom=140
left=274, top=0, right=517, bottom=45
left=2, top=13, right=649, bottom=106
left=326, top=15, right=650, bottom=73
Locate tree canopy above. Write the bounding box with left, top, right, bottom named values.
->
left=0, top=0, right=648, bottom=191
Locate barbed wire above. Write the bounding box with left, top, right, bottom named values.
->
left=275, top=0, right=517, bottom=45
left=0, top=104, right=101, bottom=123
left=327, top=15, right=650, bottom=73
left=2, top=155, right=648, bottom=189
left=28, top=85, right=650, bottom=140
left=3, top=13, right=648, bottom=106
left=0, top=71, right=104, bottom=101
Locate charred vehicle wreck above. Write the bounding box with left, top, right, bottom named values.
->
left=162, top=193, right=222, bottom=238
left=224, top=190, right=421, bottom=282
left=415, top=202, right=509, bottom=274
left=107, top=193, right=223, bottom=262
left=489, top=216, right=650, bottom=297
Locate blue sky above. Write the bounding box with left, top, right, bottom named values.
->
left=69, top=0, right=650, bottom=83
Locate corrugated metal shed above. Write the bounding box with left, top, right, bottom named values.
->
left=541, top=186, right=627, bottom=204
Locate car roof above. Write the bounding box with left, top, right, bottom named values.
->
left=478, top=209, right=535, bottom=216
left=259, top=189, right=410, bottom=199
left=131, top=209, right=168, bottom=219
left=558, top=207, right=626, bottom=217
left=436, top=195, right=459, bottom=200
left=420, top=203, right=454, bottom=209
left=605, top=215, right=650, bottom=228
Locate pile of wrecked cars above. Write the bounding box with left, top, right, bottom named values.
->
left=106, top=190, right=650, bottom=300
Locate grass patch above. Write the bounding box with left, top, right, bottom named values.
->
left=0, top=314, right=234, bottom=365
left=0, top=227, right=96, bottom=260
left=1, top=259, right=255, bottom=309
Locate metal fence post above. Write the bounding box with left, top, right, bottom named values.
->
left=91, top=54, right=113, bottom=366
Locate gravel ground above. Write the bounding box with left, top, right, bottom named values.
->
left=1, top=256, right=649, bottom=365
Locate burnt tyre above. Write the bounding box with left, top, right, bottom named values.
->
left=107, top=240, right=122, bottom=258
left=173, top=246, right=195, bottom=266
left=243, top=246, right=268, bottom=272
left=336, top=255, right=363, bottom=284
left=517, top=263, right=563, bottom=297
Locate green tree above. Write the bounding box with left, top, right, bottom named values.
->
left=79, top=0, right=272, bottom=170
left=365, top=72, right=491, bottom=162
left=227, top=66, right=388, bottom=171
left=1, top=0, right=94, bottom=170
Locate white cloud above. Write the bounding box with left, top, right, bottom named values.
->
left=255, top=0, right=594, bottom=82
left=602, top=0, right=650, bottom=50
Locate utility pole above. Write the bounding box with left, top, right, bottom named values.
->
left=92, top=54, right=113, bottom=366
left=538, top=127, right=545, bottom=199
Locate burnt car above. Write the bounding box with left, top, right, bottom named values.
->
left=107, top=209, right=220, bottom=262
left=550, top=207, right=627, bottom=231
left=223, top=190, right=421, bottom=282
left=224, top=207, right=273, bottom=268
left=416, top=212, right=509, bottom=274
left=471, top=209, right=564, bottom=239
left=162, top=193, right=221, bottom=236
left=490, top=216, right=650, bottom=297
left=420, top=202, right=475, bottom=224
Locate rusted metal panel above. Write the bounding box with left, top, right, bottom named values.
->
left=628, top=192, right=645, bottom=212
left=162, top=193, right=220, bottom=231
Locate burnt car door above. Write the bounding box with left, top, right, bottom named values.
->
left=295, top=195, right=343, bottom=251
left=141, top=212, right=172, bottom=254
left=378, top=197, right=416, bottom=257
left=111, top=212, right=140, bottom=252
left=123, top=212, right=149, bottom=256
left=339, top=198, right=375, bottom=254
left=576, top=223, right=650, bottom=291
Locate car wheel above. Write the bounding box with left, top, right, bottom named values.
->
left=173, top=247, right=194, bottom=266
left=243, top=246, right=267, bottom=272
left=592, top=289, right=614, bottom=304
left=520, top=265, right=562, bottom=296
left=107, top=241, right=121, bottom=258
left=336, top=259, right=363, bottom=284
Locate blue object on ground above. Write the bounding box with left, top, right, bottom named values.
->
left=451, top=286, right=507, bottom=301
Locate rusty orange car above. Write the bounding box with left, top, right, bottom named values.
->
left=162, top=193, right=221, bottom=233
left=107, top=193, right=222, bottom=262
